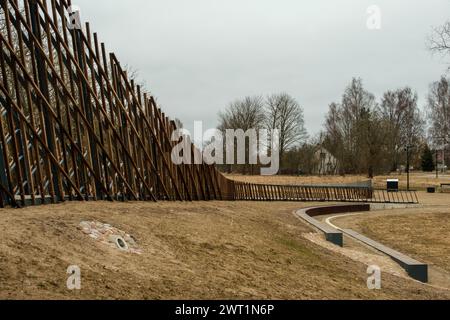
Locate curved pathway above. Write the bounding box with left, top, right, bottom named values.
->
left=295, top=204, right=450, bottom=289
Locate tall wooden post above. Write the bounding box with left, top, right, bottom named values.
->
left=29, top=0, right=62, bottom=202
left=73, top=27, right=103, bottom=200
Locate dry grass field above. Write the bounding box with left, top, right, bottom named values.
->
left=1, top=199, right=449, bottom=300
left=1, top=173, right=449, bottom=300
left=227, top=172, right=450, bottom=190
left=330, top=192, right=450, bottom=274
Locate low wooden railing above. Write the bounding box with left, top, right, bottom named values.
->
left=233, top=182, right=419, bottom=204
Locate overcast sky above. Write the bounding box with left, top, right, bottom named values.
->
left=75, top=0, right=450, bottom=136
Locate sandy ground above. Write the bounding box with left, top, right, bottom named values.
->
left=1, top=200, right=449, bottom=300
left=227, top=172, right=450, bottom=190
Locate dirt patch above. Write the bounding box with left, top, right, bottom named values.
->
left=0, top=200, right=449, bottom=299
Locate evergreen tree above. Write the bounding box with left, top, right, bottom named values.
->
left=421, top=144, right=435, bottom=172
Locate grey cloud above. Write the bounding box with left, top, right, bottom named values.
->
left=75, top=0, right=450, bottom=135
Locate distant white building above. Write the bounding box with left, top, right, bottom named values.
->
left=436, top=147, right=449, bottom=172
left=313, top=148, right=339, bottom=175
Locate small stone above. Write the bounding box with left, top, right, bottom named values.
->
left=124, top=235, right=136, bottom=246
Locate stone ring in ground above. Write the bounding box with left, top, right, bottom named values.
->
left=109, top=235, right=129, bottom=251
left=78, top=221, right=142, bottom=255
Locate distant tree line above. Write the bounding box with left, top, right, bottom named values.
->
left=214, top=15, right=450, bottom=177
left=217, top=76, right=450, bottom=176
left=323, top=78, right=426, bottom=178
left=323, top=75, right=450, bottom=177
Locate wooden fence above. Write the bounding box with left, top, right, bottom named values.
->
left=234, top=182, right=419, bottom=204
left=0, top=0, right=418, bottom=207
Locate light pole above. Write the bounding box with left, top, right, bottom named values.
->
left=436, top=148, right=439, bottom=179
left=443, top=136, right=448, bottom=174
left=405, top=145, right=413, bottom=191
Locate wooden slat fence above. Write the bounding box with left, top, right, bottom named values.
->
left=233, top=182, right=419, bottom=204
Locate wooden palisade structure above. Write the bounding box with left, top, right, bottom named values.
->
left=0, top=0, right=418, bottom=207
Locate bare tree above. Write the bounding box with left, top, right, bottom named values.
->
left=324, top=78, right=387, bottom=177
left=379, top=87, right=425, bottom=171
left=324, top=102, right=344, bottom=172
left=357, top=107, right=386, bottom=178
left=265, top=93, right=308, bottom=170
left=218, top=96, right=265, bottom=174
left=174, top=118, right=184, bottom=129
left=428, top=21, right=450, bottom=67
left=124, top=64, right=147, bottom=92
left=427, top=77, right=450, bottom=158
left=219, top=96, right=265, bottom=131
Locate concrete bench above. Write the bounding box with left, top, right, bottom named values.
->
left=295, top=205, right=370, bottom=247
left=343, top=229, right=428, bottom=283
left=295, top=204, right=428, bottom=283
left=295, top=211, right=343, bottom=247
left=306, top=204, right=370, bottom=217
